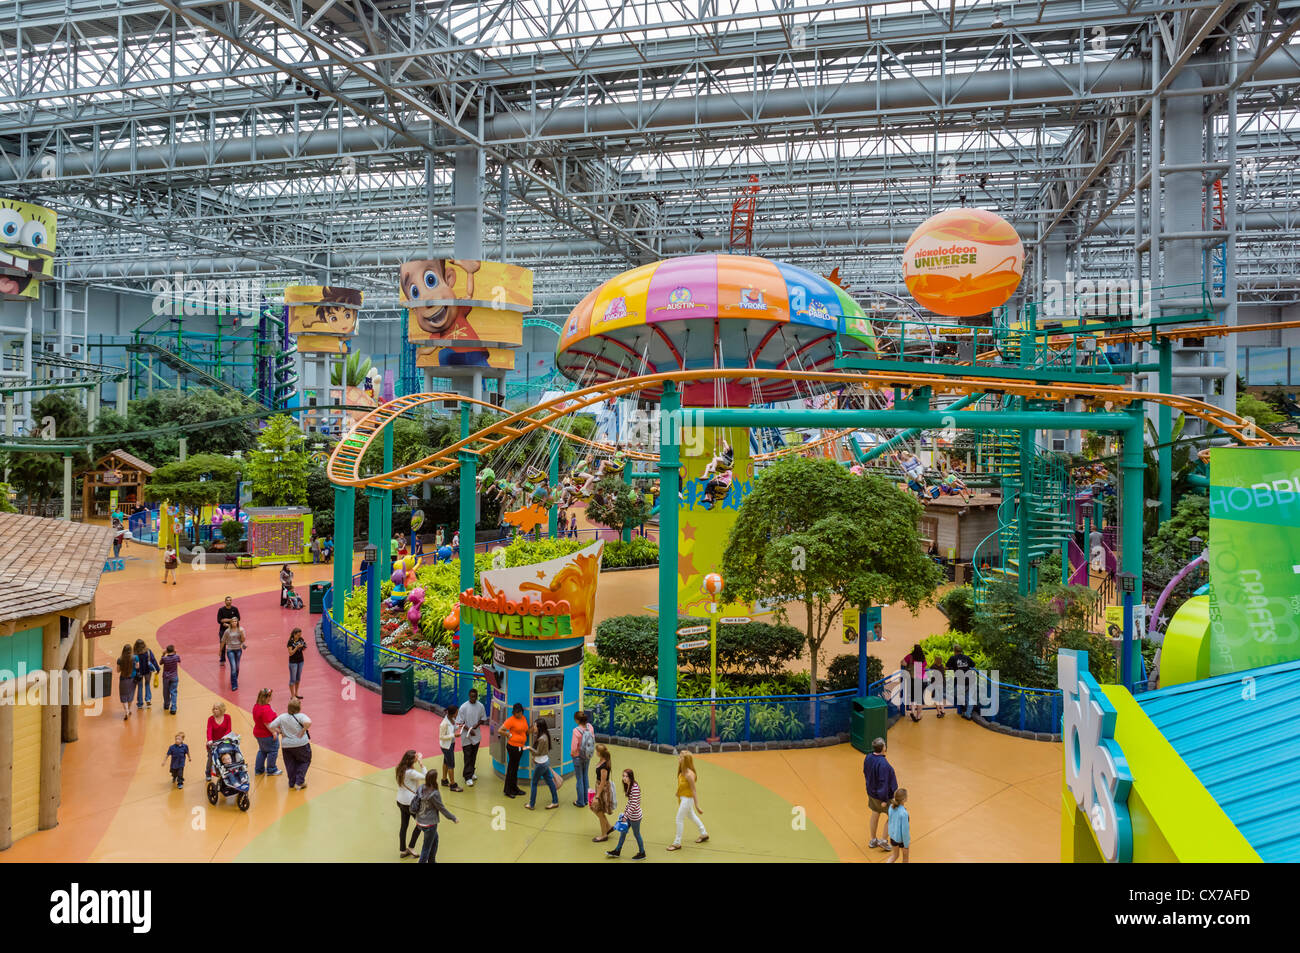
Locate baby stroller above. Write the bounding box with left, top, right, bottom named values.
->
left=284, top=586, right=304, bottom=610
left=206, top=735, right=251, bottom=811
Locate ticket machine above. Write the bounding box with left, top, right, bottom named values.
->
left=487, top=635, right=584, bottom=782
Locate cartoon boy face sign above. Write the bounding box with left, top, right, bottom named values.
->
left=400, top=259, right=482, bottom=336
left=300, top=286, right=361, bottom=334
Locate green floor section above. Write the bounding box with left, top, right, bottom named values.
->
left=235, top=747, right=839, bottom=862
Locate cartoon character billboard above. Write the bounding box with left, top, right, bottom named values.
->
left=286, top=285, right=362, bottom=339
left=0, top=200, right=56, bottom=301
left=415, top=345, right=515, bottom=372
left=400, top=259, right=530, bottom=348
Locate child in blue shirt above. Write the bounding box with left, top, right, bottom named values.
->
left=886, top=788, right=910, bottom=863
left=164, top=732, right=191, bottom=789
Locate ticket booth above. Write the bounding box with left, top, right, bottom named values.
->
left=487, top=637, right=584, bottom=782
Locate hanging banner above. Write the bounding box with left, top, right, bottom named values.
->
left=285, top=285, right=362, bottom=336
left=400, top=259, right=530, bottom=347
left=678, top=424, right=755, bottom=619
left=474, top=539, right=604, bottom=640
left=843, top=606, right=859, bottom=644
left=1206, top=446, right=1300, bottom=675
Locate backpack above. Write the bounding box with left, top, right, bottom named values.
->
left=579, top=725, right=596, bottom=761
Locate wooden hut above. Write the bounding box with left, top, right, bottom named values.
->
left=0, top=513, right=114, bottom=849
left=80, top=449, right=155, bottom=521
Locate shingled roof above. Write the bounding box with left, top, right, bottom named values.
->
left=0, top=513, right=115, bottom=624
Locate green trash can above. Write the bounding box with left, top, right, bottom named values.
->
left=381, top=662, right=415, bottom=714
left=309, top=581, right=329, bottom=614
left=850, top=696, right=889, bottom=753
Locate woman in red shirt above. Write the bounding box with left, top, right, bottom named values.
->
left=206, top=701, right=232, bottom=779
left=253, top=688, right=282, bottom=776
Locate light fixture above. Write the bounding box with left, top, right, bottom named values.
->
left=990, top=7, right=1005, bottom=27
left=1118, top=571, right=1136, bottom=594
left=363, top=542, right=378, bottom=565
left=1188, top=534, right=1203, bottom=556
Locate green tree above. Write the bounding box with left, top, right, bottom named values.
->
left=1236, top=392, right=1285, bottom=433
left=974, top=580, right=1108, bottom=687
left=144, top=453, right=243, bottom=544
left=127, top=390, right=259, bottom=460
left=245, top=415, right=309, bottom=506
left=721, top=456, right=944, bottom=694
left=0, top=482, right=16, bottom=512
left=1143, top=495, right=1210, bottom=614
left=584, top=473, right=650, bottom=535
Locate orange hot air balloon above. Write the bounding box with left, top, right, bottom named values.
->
left=902, top=208, right=1024, bottom=317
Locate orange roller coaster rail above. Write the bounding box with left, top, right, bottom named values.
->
left=327, top=367, right=1285, bottom=491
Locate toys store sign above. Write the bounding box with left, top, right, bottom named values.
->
left=459, top=590, right=573, bottom=638
left=1059, top=649, right=1134, bottom=863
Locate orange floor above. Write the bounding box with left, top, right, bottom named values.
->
left=2, top=542, right=1061, bottom=863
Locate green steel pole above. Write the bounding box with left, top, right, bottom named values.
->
left=548, top=431, right=560, bottom=539
left=1119, top=410, right=1146, bottom=682
left=1158, top=340, right=1172, bottom=522
left=621, top=460, right=634, bottom=543
left=380, top=423, right=394, bottom=581
left=332, top=485, right=355, bottom=621
left=1018, top=419, right=1032, bottom=595
left=691, top=408, right=1137, bottom=433
left=457, top=403, right=477, bottom=686
left=858, top=390, right=986, bottom=463
left=657, top=382, right=682, bottom=745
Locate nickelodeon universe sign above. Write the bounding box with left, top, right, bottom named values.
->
left=1059, top=649, right=1134, bottom=864
left=910, top=244, right=979, bottom=270
left=459, top=590, right=574, bottom=639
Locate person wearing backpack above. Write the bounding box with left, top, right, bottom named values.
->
left=571, top=710, right=596, bottom=808
left=133, top=639, right=159, bottom=710
left=395, top=750, right=427, bottom=858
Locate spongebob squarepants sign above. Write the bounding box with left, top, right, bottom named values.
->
left=0, top=200, right=56, bottom=301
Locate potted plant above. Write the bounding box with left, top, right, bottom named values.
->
left=220, top=516, right=245, bottom=554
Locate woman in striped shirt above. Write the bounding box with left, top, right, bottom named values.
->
left=605, top=769, right=645, bottom=859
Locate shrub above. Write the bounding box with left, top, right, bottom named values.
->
left=824, top=652, right=883, bottom=691
left=918, top=631, right=992, bottom=671
left=600, top=537, right=658, bottom=568
left=593, top=614, right=803, bottom=678
left=937, top=585, right=976, bottom=632
left=219, top=517, right=244, bottom=551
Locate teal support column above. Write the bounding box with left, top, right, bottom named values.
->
left=548, top=432, right=560, bottom=539
left=1157, top=340, right=1172, bottom=523
left=379, top=424, right=394, bottom=580
left=1119, top=411, right=1146, bottom=682
left=621, top=461, right=634, bottom=543
left=367, top=488, right=385, bottom=559
left=1017, top=413, right=1033, bottom=596
left=656, top=382, right=682, bottom=745
left=332, top=486, right=355, bottom=621
left=456, top=403, right=477, bottom=687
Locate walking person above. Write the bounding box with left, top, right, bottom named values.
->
left=395, top=750, right=427, bottom=858
left=163, top=732, right=191, bottom=789
left=279, top=565, right=294, bottom=607
left=112, top=518, right=125, bottom=558
left=286, top=627, right=307, bottom=700
left=439, top=704, right=463, bottom=792
left=605, top=769, right=646, bottom=859
left=269, top=698, right=313, bottom=790
left=310, top=534, right=322, bottom=564
left=162, top=543, right=179, bottom=585
left=116, top=644, right=138, bottom=721
left=863, top=737, right=899, bottom=852
left=886, top=789, right=911, bottom=863
left=902, top=643, right=927, bottom=721
left=570, top=711, right=595, bottom=807
left=206, top=701, right=232, bottom=780
left=159, top=644, right=181, bottom=714
left=947, top=643, right=978, bottom=719
left=524, top=718, right=560, bottom=810
left=252, top=688, right=283, bottom=776
left=133, top=639, right=159, bottom=710
left=217, top=596, right=240, bottom=665
left=222, top=618, right=247, bottom=691
left=589, top=743, right=615, bottom=842
left=667, top=750, right=708, bottom=851
left=413, top=768, right=459, bottom=863
left=454, top=688, right=487, bottom=786
left=500, top=703, right=530, bottom=798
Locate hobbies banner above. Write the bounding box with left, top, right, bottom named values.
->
left=1206, top=446, right=1300, bottom=675
left=479, top=539, right=604, bottom=641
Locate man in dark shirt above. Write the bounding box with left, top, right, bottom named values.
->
left=863, top=738, right=898, bottom=851
left=947, top=644, right=978, bottom=719
left=217, top=596, right=240, bottom=665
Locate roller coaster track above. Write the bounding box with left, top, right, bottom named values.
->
left=328, top=367, right=1284, bottom=490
